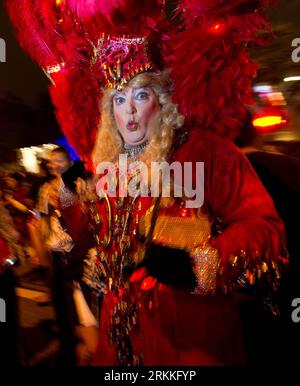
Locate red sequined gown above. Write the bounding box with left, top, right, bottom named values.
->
left=89, top=130, right=286, bottom=366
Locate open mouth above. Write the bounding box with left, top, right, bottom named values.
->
left=126, top=121, right=139, bottom=131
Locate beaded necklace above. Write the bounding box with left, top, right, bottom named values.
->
left=89, top=159, right=148, bottom=365
left=123, top=140, right=149, bottom=160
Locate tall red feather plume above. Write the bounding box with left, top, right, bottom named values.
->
left=67, top=0, right=165, bottom=36
left=49, top=68, right=100, bottom=171
left=4, top=0, right=100, bottom=166
left=168, top=0, right=274, bottom=138
left=5, top=0, right=60, bottom=67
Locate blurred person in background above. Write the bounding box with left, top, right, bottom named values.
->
left=2, top=172, right=34, bottom=267
left=29, top=146, right=97, bottom=365
left=26, top=158, right=53, bottom=208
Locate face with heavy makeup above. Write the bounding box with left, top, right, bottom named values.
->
left=112, top=86, right=161, bottom=146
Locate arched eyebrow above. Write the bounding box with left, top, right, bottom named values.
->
left=132, top=87, right=152, bottom=97
left=114, top=91, right=126, bottom=97
left=133, top=86, right=150, bottom=92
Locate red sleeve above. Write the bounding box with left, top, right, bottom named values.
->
left=204, top=135, right=286, bottom=263
left=173, top=130, right=288, bottom=299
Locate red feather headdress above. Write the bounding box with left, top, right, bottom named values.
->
left=5, top=0, right=274, bottom=166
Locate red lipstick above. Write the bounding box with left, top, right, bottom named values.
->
left=126, top=120, right=138, bottom=131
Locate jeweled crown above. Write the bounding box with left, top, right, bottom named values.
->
left=96, top=34, right=155, bottom=90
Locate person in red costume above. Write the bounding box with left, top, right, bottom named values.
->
left=5, top=0, right=288, bottom=366
left=83, top=70, right=286, bottom=366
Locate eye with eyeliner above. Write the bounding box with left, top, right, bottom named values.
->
left=135, top=91, right=150, bottom=101
left=113, top=94, right=126, bottom=105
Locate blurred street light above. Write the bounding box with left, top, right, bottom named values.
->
left=283, top=76, right=300, bottom=82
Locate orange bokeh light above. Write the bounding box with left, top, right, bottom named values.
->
left=253, top=115, right=287, bottom=128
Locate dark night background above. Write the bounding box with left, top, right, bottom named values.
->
left=0, top=0, right=60, bottom=163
